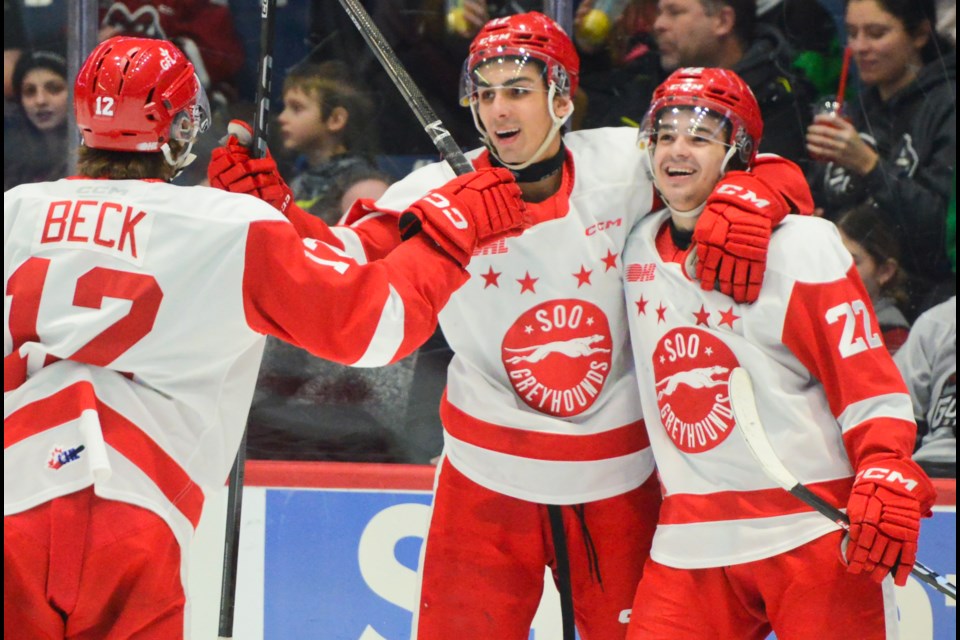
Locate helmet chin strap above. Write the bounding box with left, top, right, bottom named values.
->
left=471, top=84, right=573, bottom=171
left=161, top=139, right=198, bottom=180
left=667, top=201, right=707, bottom=219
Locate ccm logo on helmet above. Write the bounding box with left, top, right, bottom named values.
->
left=856, top=466, right=919, bottom=491
left=715, top=184, right=770, bottom=208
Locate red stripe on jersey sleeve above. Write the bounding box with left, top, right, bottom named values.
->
left=781, top=265, right=910, bottom=419
left=441, top=393, right=650, bottom=461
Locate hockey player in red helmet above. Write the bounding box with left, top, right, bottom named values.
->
left=623, top=67, right=935, bottom=639
left=459, top=11, right=580, bottom=171
left=207, top=13, right=813, bottom=639
left=3, top=36, right=527, bottom=639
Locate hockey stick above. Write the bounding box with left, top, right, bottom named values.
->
left=728, top=367, right=957, bottom=600
left=335, top=0, right=473, bottom=177
left=218, top=3, right=277, bottom=638
left=335, top=0, right=474, bottom=239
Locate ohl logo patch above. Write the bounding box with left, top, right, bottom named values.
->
left=502, top=299, right=612, bottom=417
left=653, top=328, right=738, bottom=453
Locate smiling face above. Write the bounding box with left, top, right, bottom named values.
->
left=651, top=107, right=729, bottom=213
left=846, top=0, right=928, bottom=98
left=472, top=59, right=570, bottom=166
left=20, top=68, right=68, bottom=132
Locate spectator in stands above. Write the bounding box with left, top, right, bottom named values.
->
left=836, top=204, right=911, bottom=354
left=3, top=50, right=69, bottom=191
left=652, top=0, right=817, bottom=168
left=806, top=0, right=955, bottom=316
left=573, top=0, right=664, bottom=129
left=895, top=295, right=956, bottom=477
left=757, top=0, right=845, bottom=98
left=246, top=63, right=400, bottom=463
left=277, top=60, right=390, bottom=225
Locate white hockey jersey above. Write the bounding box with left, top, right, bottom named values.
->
left=306, top=128, right=660, bottom=503
left=622, top=212, right=917, bottom=567
left=4, top=179, right=464, bottom=579
left=895, top=296, right=956, bottom=455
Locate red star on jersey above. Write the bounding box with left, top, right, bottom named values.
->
left=693, top=304, right=711, bottom=327
left=573, top=265, right=593, bottom=288
left=602, top=250, right=619, bottom=272
left=719, top=306, right=741, bottom=328
left=480, top=266, right=501, bottom=289
left=656, top=303, right=667, bottom=323
left=635, top=295, right=648, bottom=315
left=517, top=272, right=539, bottom=294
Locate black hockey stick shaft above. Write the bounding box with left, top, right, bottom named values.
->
left=218, top=428, right=248, bottom=638
left=218, top=3, right=276, bottom=637
left=252, top=0, right=277, bottom=162
left=335, top=0, right=473, bottom=177
left=729, top=368, right=957, bottom=601
left=547, top=505, right=577, bottom=640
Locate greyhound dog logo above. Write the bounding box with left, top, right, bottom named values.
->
left=656, top=366, right=729, bottom=400
left=652, top=328, right=739, bottom=453
left=502, top=300, right=613, bottom=417
left=505, top=334, right=611, bottom=364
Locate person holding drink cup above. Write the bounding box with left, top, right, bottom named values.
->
left=805, top=0, right=955, bottom=314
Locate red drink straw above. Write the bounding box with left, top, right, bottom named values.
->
left=836, top=46, right=852, bottom=112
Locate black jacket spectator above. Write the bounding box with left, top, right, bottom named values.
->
left=813, top=51, right=956, bottom=287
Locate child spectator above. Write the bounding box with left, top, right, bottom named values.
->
left=3, top=50, right=69, bottom=191
left=836, top=204, right=912, bottom=354
left=278, top=60, right=391, bottom=225
left=248, top=62, right=399, bottom=463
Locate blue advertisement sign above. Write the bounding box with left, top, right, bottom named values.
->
left=260, top=487, right=955, bottom=640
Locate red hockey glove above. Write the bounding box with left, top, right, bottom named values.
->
left=693, top=156, right=814, bottom=304
left=845, top=457, right=936, bottom=586
left=207, top=120, right=293, bottom=214
left=399, top=168, right=527, bottom=267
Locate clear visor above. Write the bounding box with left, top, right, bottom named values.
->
left=170, top=78, right=211, bottom=144
left=459, top=46, right=568, bottom=106
left=638, top=105, right=733, bottom=152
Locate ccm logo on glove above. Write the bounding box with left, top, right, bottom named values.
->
left=420, top=193, right=469, bottom=230
left=855, top=466, right=920, bottom=491
left=714, top=183, right=772, bottom=209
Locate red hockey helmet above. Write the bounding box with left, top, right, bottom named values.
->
left=75, top=36, right=210, bottom=154
left=639, top=67, right=763, bottom=168
left=460, top=11, right=580, bottom=105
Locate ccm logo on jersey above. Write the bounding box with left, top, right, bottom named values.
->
left=855, top=466, right=919, bottom=491
left=715, top=184, right=770, bottom=208
left=585, top=219, right=622, bottom=236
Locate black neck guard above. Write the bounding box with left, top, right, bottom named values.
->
left=669, top=219, right=695, bottom=250
left=490, top=141, right=567, bottom=184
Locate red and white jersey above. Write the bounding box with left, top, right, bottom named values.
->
left=4, top=179, right=463, bottom=560
left=312, top=128, right=660, bottom=503
left=622, top=211, right=916, bottom=568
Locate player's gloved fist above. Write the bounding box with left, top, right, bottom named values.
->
left=207, top=120, right=294, bottom=214
left=845, top=457, right=936, bottom=586
left=693, top=170, right=788, bottom=303
left=399, top=168, right=527, bottom=267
